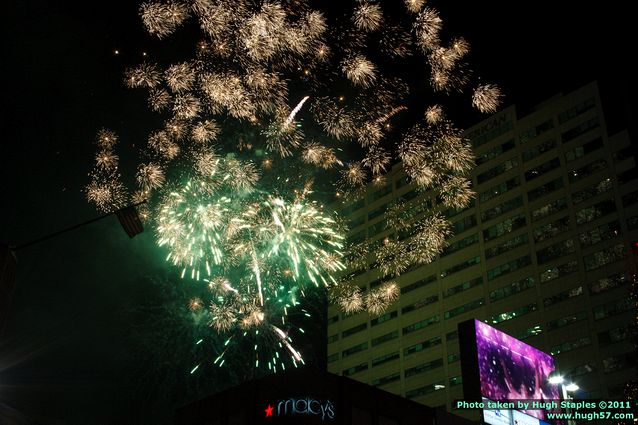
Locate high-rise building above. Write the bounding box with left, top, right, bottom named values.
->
left=326, top=81, right=637, bottom=413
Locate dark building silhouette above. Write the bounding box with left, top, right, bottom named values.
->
left=175, top=367, right=472, bottom=425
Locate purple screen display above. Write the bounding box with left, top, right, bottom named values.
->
left=475, top=320, right=560, bottom=420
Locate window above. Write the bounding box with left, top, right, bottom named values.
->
left=558, top=98, right=595, bottom=124
left=401, top=295, right=439, bottom=314
left=628, top=215, right=638, bottom=230
left=569, top=159, right=607, bottom=183
left=579, top=220, right=620, bottom=248
left=622, top=189, right=638, bottom=208
left=522, top=139, right=557, bottom=163
left=401, top=275, right=436, bottom=294
left=533, top=216, right=570, bottom=243
left=564, top=137, right=603, bottom=162
left=395, top=175, right=410, bottom=189
left=327, top=353, right=339, bottom=363
left=547, top=311, right=587, bottom=330
left=369, top=184, right=392, bottom=202
left=328, top=334, right=339, bottom=343
left=486, top=233, right=529, bottom=259
left=520, top=119, right=554, bottom=143
left=489, top=277, right=535, bottom=301
left=342, top=322, right=367, bottom=338
left=328, top=315, right=339, bottom=324
left=347, top=230, right=366, bottom=245
left=441, top=256, right=481, bottom=277
left=490, top=303, right=537, bottom=324
left=514, top=325, right=543, bottom=340
left=561, top=117, right=599, bottom=142
left=543, top=286, right=583, bottom=307
left=405, top=359, right=444, bottom=378
left=443, top=277, right=483, bottom=298
left=483, top=214, right=526, bottom=241
left=598, top=326, right=634, bottom=346
left=527, top=177, right=564, bottom=202
left=570, top=363, right=596, bottom=378
left=572, top=178, right=613, bottom=204
left=480, top=177, right=522, bottom=203
left=368, top=219, right=387, bottom=238
left=372, top=330, right=399, bottom=347
left=342, top=199, right=365, bottom=215
left=487, top=255, right=531, bottom=281
left=551, top=337, right=592, bottom=355
left=603, top=353, right=635, bottom=374
left=452, top=215, right=477, bottom=234
left=449, top=375, right=463, bottom=387
left=402, top=315, right=440, bottom=335
left=589, top=271, right=630, bottom=295
left=576, top=199, right=616, bottom=225
left=617, top=167, right=638, bottom=186
left=524, top=157, right=561, bottom=182
left=613, top=145, right=634, bottom=162
left=440, top=233, right=479, bottom=257
left=444, top=199, right=476, bottom=218
left=447, top=353, right=459, bottom=363
left=476, top=139, right=516, bottom=165
left=481, top=196, right=524, bottom=222
left=371, top=310, right=397, bottom=326
left=371, top=372, right=401, bottom=387
left=583, top=243, right=626, bottom=271
left=471, top=118, right=514, bottom=147
left=540, top=260, right=579, bottom=283
left=446, top=331, right=458, bottom=341
left=349, top=215, right=365, bottom=229
left=404, top=337, right=442, bottom=356
left=343, top=362, right=368, bottom=376
left=477, top=158, right=519, bottom=184
left=531, top=197, right=568, bottom=221
left=536, top=238, right=576, bottom=265
left=342, top=342, right=368, bottom=357
left=406, top=382, right=445, bottom=399
left=368, top=204, right=387, bottom=220
left=593, top=299, right=633, bottom=320
left=371, top=351, right=399, bottom=367
left=444, top=298, right=485, bottom=319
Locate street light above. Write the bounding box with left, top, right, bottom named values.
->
left=564, top=383, right=579, bottom=392
left=549, top=372, right=579, bottom=425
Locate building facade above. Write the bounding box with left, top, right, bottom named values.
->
left=326, top=82, right=637, bottom=414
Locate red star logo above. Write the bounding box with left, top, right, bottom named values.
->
left=265, top=404, right=274, bottom=417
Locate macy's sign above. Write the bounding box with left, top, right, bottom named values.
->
left=264, top=397, right=335, bottom=420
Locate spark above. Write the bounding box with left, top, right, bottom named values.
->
left=472, top=83, right=502, bottom=113
left=425, top=104, right=444, bottom=125
left=165, top=62, right=196, bottom=92
left=404, top=0, right=425, bottom=13
left=96, top=128, right=119, bottom=149
left=136, top=163, right=166, bottom=191
left=353, top=3, right=383, bottom=32
left=341, top=55, right=377, bottom=88
left=139, top=1, right=190, bottom=39
left=124, top=63, right=161, bottom=88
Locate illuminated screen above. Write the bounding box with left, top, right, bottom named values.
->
left=475, top=320, right=560, bottom=420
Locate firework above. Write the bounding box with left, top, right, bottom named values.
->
left=342, top=55, right=377, bottom=88
left=88, top=0, right=501, bottom=369
left=353, top=3, right=383, bottom=32
left=425, top=104, right=444, bottom=125
left=472, top=83, right=502, bottom=113
left=140, top=1, right=190, bottom=39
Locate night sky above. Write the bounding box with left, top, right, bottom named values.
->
left=1, top=1, right=633, bottom=424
